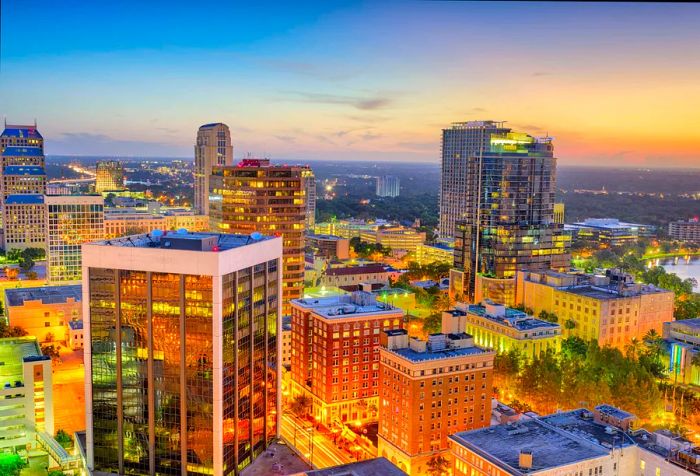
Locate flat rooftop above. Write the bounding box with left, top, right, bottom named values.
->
left=596, top=404, right=634, bottom=421
left=292, top=293, right=400, bottom=319
left=467, top=305, right=559, bottom=331
left=5, top=284, right=82, bottom=307
left=388, top=343, right=490, bottom=363
left=302, top=457, right=406, bottom=476
left=91, top=231, right=273, bottom=252
left=540, top=409, right=635, bottom=449
left=0, top=337, right=47, bottom=385
left=450, top=418, right=608, bottom=475
left=668, top=317, right=700, bottom=331
left=306, top=233, right=345, bottom=241
left=563, top=284, right=667, bottom=299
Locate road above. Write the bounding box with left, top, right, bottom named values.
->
left=280, top=414, right=351, bottom=469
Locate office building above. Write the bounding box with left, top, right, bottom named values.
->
left=1, top=122, right=43, bottom=152
left=289, top=291, right=403, bottom=426
left=103, top=208, right=209, bottom=239
left=516, top=269, right=674, bottom=350
left=0, top=336, right=53, bottom=453
left=378, top=329, right=494, bottom=475
left=306, top=233, right=350, bottom=260
left=360, top=225, right=426, bottom=254
left=414, top=242, right=453, bottom=266
left=376, top=175, right=400, bottom=198
left=210, top=158, right=311, bottom=314
left=304, top=168, right=317, bottom=229
left=663, top=318, right=700, bottom=387
left=553, top=202, right=565, bottom=224
left=82, top=231, right=282, bottom=475
left=441, top=121, right=570, bottom=304
left=94, top=160, right=126, bottom=193
left=567, top=218, right=655, bottom=247
left=5, top=285, right=82, bottom=343
left=669, top=218, right=700, bottom=243
left=320, top=263, right=393, bottom=291
left=3, top=194, right=47, bottom=250
left=314, top=218, right=386, bottom=240
left=444, top=301, right=561, bottom=360
left=194, top=123, right=233, bottom=215
left=2, top=165, right=46, bottom=198
left=46, top=195, right=105, bottom=283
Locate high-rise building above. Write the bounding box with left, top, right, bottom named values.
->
left=553, top=202, right=565, bottom=224
left=210, top=158, right=311, bottom=314
left=94, top=160, right=126, bottom=193
left=3, top=195, right=47, bottom=250
left=82, top=231, right=282, bottom=475
left=2, top=166, right=46, bottom=199
left=46, top=195, right=105, bottom=283
left=376, top=175, right=400, bottom=197
left=289, top=291, right=404, bottom=426
left=0, top=122, right=43, bottom=151
left=303, top=168, right=316, bottom=230
left=194, top=123, right=233, bottom=215
left=378, top=329, right=494, bottom=475
left=441, top=121, right=570, bottom=304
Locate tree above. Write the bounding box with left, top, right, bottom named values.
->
left=55, top=429, right=73, bottom=449
left=41, top=344, right=61, bottom=362
left=423, top=312, right=442, bottom=335
left=426, top=455, right=449, bottom=476
left=19, top=256, right=35, bottom=273
left=0, top=320, right=27, bottom=338
left=0, top=454, right=26, bottom=476
left=290, top=394, right=312, bottom=418
left=44, top=332, right=55, bottom=343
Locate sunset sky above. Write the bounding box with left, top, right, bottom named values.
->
left=1, top=1, right=699, bottom=167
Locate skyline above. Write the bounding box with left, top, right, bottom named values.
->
left=2, top=1, right=700, bottom=167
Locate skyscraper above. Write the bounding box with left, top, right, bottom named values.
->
left=1, top=124, right=48, bottom=251
left=303, top=168, right=317, bottom=230
left=45, top=195, right=105, bottom=284
left=376, top=175, right=400, bottom=197
left=83, top=231, right=282, bottom=475
left=194, top=123, right=233, bottom=215
left=94, top=160, right=126, bottom=193
left=209, top=159, right=312, bottom=314
left=442, top=121, right=570, bottom=304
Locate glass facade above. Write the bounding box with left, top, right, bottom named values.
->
left=89, top=259, right=278, bottom=475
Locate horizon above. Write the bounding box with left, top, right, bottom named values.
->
left=2, top=1, right=700, bottom=167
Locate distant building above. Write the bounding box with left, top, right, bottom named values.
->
left=0, top=336, right=53, bottom=453
left=444, top=301, right=561, bottom=360
left=68, top=319, right=84, bottom=350
left=5, top=285, right=82, bottom=343
left=304, top=168, right=317, bottom=229
left=294, top=457, right=407, bottom=476
left=567, top=218, right=655, bottom=246
left=94, top=160, right=126, bottom=193
left=194, top=123, right=233, bottom=215
left=103, top=208, right=209, bottom=238
left=553, top=202, right=565, bottom=224
left=290, top=292, right=404, bottom=426
left=46, top=195, right=105, bottom=283
left=450, top=404, right=699, bottom=476
left=414, top=242, right=453, bottom=266
left=663, top=318, right=700, bottom=387
left=314, top=219, right=385, bottom=240
left=306, top=233, right=350, bottom=260
left=516, top=269, right=674, bottom=350
left=320, top=263, right=393, bottom=291
left=669, top=218, right=700, bottom=243
left=83, top=231, right=282, bottom=475
left=360, top=226, right=426, bottom=254
left=376, top=175, right=400, bottom=197
left=378, top=329, right=494, bottom=475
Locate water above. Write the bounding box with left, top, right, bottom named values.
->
left=648, top=256, right=700, bottom=290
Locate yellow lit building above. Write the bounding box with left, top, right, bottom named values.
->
left=554, top=202, right=565, bottom=224
left=414, top=243, right=453, bottom=266
left=516, top=269, right=675, bottom=350
left=360, top=226, right=426, bottom=253
left=103, top=210, right=209, bottom=238
left=443, top=301, right=561, bottom=360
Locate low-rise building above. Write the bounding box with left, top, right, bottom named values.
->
left=443, top=301, right=561, bottom=360
left=378, top=329, right=494, bottom=475
left=663, top=318, right=700, bottom=387
left=306, top=233, right=350, bottom=260
left=290, top=291, right=404, bottom=426
left=516, top=269, right=674, bottom=350
left=5, top=285, right=82, bottom=343
left=68, top=320, right=84, bottom=350
left=0, top=336, right=53, bottom=453
left=103, top=208, right=209, bottom=238
left=669, top=218, right=700, bottom=243
left=320, top=263, right=393, bottom=291
left=414, top=242, right=453, bottom=266
left=567, top=218, right=655, bottom=247
left=360, top=226, right=426, bottom=253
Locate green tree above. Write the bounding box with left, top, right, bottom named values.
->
left=426, top=455, right=449, bottom=476
left=0, top=454, right=26, bottom=476
left=55, top=429, right=73, bottom=449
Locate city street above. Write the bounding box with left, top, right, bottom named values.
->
left=280, top=413, right=351, bottom=469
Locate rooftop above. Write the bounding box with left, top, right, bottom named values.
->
left=0, top=337, right=47, bottom=385
left=325, top=264, right=388, bottom=276
left=3, top=165, right=45, bottom=175
left=564, top=284, right=667, bottom=299
left=68, top=320, right=84, bottom=330
left=292, top=292, right=400, bottom=319
left=5, top=284, right=82, bottom=307
left=467, top=304, right=560, bottom=332
left=4, top=194, right=44, bottom=205
left=595, top=404, right=635, bottom=421
left=91, top=230, right=273, bottom=252
left=1, top=126, right=43, bottom=139
left=388, top=342, right=490, bottom=363
left=668, top=317, right=700, bottom=331
left=301, top=458, right=406, bottom=476
left=450, top=418, right=608, bottom=475
left=307, top=233, right=345, bottom=241
left=540, top=409, right=636, bottom=449
left=1, top=146, right=43, bottom=157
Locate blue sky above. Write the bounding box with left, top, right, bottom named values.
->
left=2, top=1, right=699, bottom=166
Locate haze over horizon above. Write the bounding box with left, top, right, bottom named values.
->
left=2, top=1, right=699, bottom=167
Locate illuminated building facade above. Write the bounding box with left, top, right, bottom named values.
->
left=567, top=218, right=655, bottom=247
left=289, top=292, right=403, bottom=426
left=305, top=233, right=350, bottom=260
left=443, top=301, right=561, bottom=360
left=443, top=122, right=570, bottom=304
left=414, top=242, right=453, bottom=266
left=0, top=122, right=43, bottom=152
left=210, top=159, right=311, bottom=314
left=304, top=168, right=316, bottom=230
left=669, top=218, right=700, bottom=243
left=46, top=195, right=105, bottom=283
left=360, top=226, right=426, bottom=253
left=376, top=175, right=400, bottom=197
left=103, top=209, right=209, bottom=238
left=553, top=202, right=565, bottom=224
left=194, top=123, right=233, bottom=215
left=663, top=318, right=700, bottom=387
left=378, top=329, right=494, bottom=475
left=2, top=165, right=46, bottom=199
left=3, top=195, right=47, bottom=251
left=94, top=160, right=126, bottom=193
left=516, top=269, right=674, bottom=350
left=0, top=336, right=53, bottom=453
left=83, top=232, right=282, bottom=475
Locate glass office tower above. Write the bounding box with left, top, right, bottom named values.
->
left=83, top=232, right=282, bottom=475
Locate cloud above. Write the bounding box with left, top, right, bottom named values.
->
left=47, top=132, right=190, bottom=157
left=532, top=71, right=552, bottom=76
left=396, top=141, right=438, bottom=151
left=282, top=91, right=393, bottom=110
left=274, top=135, right=297, bottom=143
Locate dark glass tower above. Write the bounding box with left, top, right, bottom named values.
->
left=442, top=122, right=571, bottom=304
left=83, top=232, right=282, bottom=475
